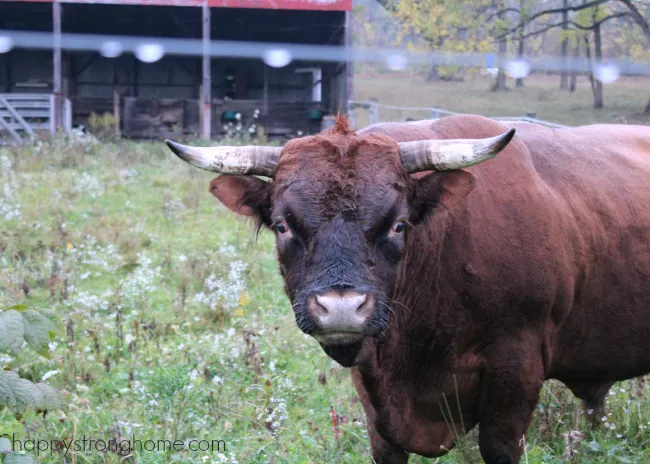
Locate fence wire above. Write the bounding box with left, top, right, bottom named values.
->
left=2, top=29, right=650, bottom=82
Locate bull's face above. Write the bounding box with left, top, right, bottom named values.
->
left=166, top=119, right=514, bottom=367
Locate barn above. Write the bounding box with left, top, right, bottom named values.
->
left=0, top=0, right=352, bottom=140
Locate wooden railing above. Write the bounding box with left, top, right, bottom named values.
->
left=0, top=94, right=71, bottom=142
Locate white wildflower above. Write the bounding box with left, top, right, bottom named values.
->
left=71, top=172, right=104, bottom=199
left=41, top=370, right=60, bottom=381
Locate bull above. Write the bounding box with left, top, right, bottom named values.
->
left=166, top=114, right=650, bottom=463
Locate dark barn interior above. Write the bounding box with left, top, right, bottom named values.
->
left=0, top=0, right=351, bottom=139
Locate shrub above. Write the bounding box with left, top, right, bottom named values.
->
left=0, top=304, right=65, bottom=463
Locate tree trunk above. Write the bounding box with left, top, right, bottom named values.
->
left=569, top=42, right=579, bottom=92
left=493, top=38, right=508, bottom=91
left=516, top=1, right=526, bottom=89
left=560, top=0, right=569, bottom=89
left=427, top=65, right=441, bottom=82
left=515, top=35, right=525, bottom=88
left=593, top=20, right=603, bottom=108
left=585, top=36, right=596, bottom=94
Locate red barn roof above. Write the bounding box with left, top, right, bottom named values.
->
left=16, top=0, right=352, bottom=10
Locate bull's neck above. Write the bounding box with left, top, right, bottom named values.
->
left=364, top=213, right=464, bottom=374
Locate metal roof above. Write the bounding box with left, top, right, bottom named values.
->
left=14, top=0, right=352, bottom=11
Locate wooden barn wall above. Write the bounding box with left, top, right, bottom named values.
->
left=0, top=50, right=54, bottom=93
left=64, top=54, right=313, bottom=102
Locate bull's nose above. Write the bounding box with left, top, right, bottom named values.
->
left=316, top=293, right=367, bottom=315
left=309, top=291, right=372, bottom=337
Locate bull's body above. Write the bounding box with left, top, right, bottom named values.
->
left=352, top=116, right=650, bottom=461
left=167, top=114, right=650, bottom=463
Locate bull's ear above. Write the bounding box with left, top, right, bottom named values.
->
left=209, top=175, right=273, bottom=227
left=410, top=170, right=475, bottom=224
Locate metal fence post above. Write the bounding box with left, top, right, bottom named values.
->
left=369, top=100, right=379, bottom=125
left=347, top=100, right=356, bottom=129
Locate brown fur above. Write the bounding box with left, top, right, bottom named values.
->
left=206, top=114, right=650, bottom=463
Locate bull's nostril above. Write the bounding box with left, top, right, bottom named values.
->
left=315, top=293, right=367, bottom=314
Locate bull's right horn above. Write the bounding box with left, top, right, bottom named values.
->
left=165, top=140, right=282, bottom=177
left=398, top=128, right=515, bottom=173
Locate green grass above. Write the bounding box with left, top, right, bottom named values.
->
left=353, top=71, right=650, bottom=128
left=1, top=132, right=650, bottom=463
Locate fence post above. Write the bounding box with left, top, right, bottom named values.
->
left=369, top=100, right=379, bottom=125
left=347, top=100, right=356, bottom=129
left=49, top=95, right=56, bottom=136
left=431, top=108, right=440, bottom=119
left=64, top=98, right=72, bottom=133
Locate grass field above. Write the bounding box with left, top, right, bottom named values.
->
left=2, top=79, right=650, bottom=463
left=353, top=71, right=650, bottom=128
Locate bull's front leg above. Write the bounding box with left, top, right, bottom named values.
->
left=368, top=426, right=410, bottom=464
left=351, top=369, right=409, bottom=463
left=478, top=342, right=545, bottom=464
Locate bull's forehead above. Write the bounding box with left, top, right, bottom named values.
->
left=274, top=132, right=408, bottom=185
left=274, top=180, right=404, bottom=231
left=272, top=135, right=409, bottom=225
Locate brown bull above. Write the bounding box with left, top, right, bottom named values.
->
left=166, top=114, right=650, bottom=463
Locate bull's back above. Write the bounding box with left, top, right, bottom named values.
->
left=366, top=116, right=650, bottom=381
left=512, top=123, right=650, bottom=379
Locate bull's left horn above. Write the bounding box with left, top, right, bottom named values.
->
left=398, top=128, right=516, bottom=173
left=165, top=140, right=282, bottom=177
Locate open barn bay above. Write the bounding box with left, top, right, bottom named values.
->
left=2, top=137, right=650, bottom=463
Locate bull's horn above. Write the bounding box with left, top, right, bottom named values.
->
left=398, top=128, right=516, bottom=173
left=165, top=140, right=282, bottom=177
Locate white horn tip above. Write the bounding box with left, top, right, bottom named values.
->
left=165, top=139, right=184, bottom=157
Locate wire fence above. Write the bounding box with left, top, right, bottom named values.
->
left=346, top=101, right=568, bottom=130
left=1, top=29, right=649, bottom=81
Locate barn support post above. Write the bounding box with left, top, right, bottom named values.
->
left=53, top=0, right=62, bottom=134
left=113, top=91, right=121, bottom=138
left=3, top=51, right=13, bottom=92
left=201, top=0, right=211, bottom=140
left=263, top=65, right=269, bottom=115
left=343, top=11, right=353, bottom=113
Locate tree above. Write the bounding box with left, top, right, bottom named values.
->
left=560, top=0, right=570, bottom=89
left=571, top=2, right=625, bottom=108
left=612, top=0, right=650, bottom=113
left=395, top=0, right=492, bottom=82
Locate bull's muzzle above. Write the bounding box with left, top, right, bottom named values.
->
left=308, top=289, right=374, bottom=345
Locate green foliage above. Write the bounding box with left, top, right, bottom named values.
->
left=0, top=306, right=57, bottom=359
left=0, top=304, right=63, bottom=463
left=86, top=112, right=118, bottom=140
left=395, top=0, right=493, bottom=80
left=0, top=371, right=64, bottom=415
left=0, top=305, right=61, bottom=414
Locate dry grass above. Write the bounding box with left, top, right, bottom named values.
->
left=353, top=71, right=650, bottom=128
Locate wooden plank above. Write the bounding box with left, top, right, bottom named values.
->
left=0, top=116, right=22, bottom=142
left=2, top=94, right=52, bottom=102
left=122, top=97, right=187, bottom=139
left=0, top=100, right=52, bottom=109
left=0, top=95, right=35, bottom=135
left=3, top=122, right=50, bottom=130
left=0, top=109, right=50, bottom=118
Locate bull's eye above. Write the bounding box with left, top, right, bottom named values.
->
left=275, top=222, right=288, bottom=234
left=392, top=221, right=405, bottom=234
